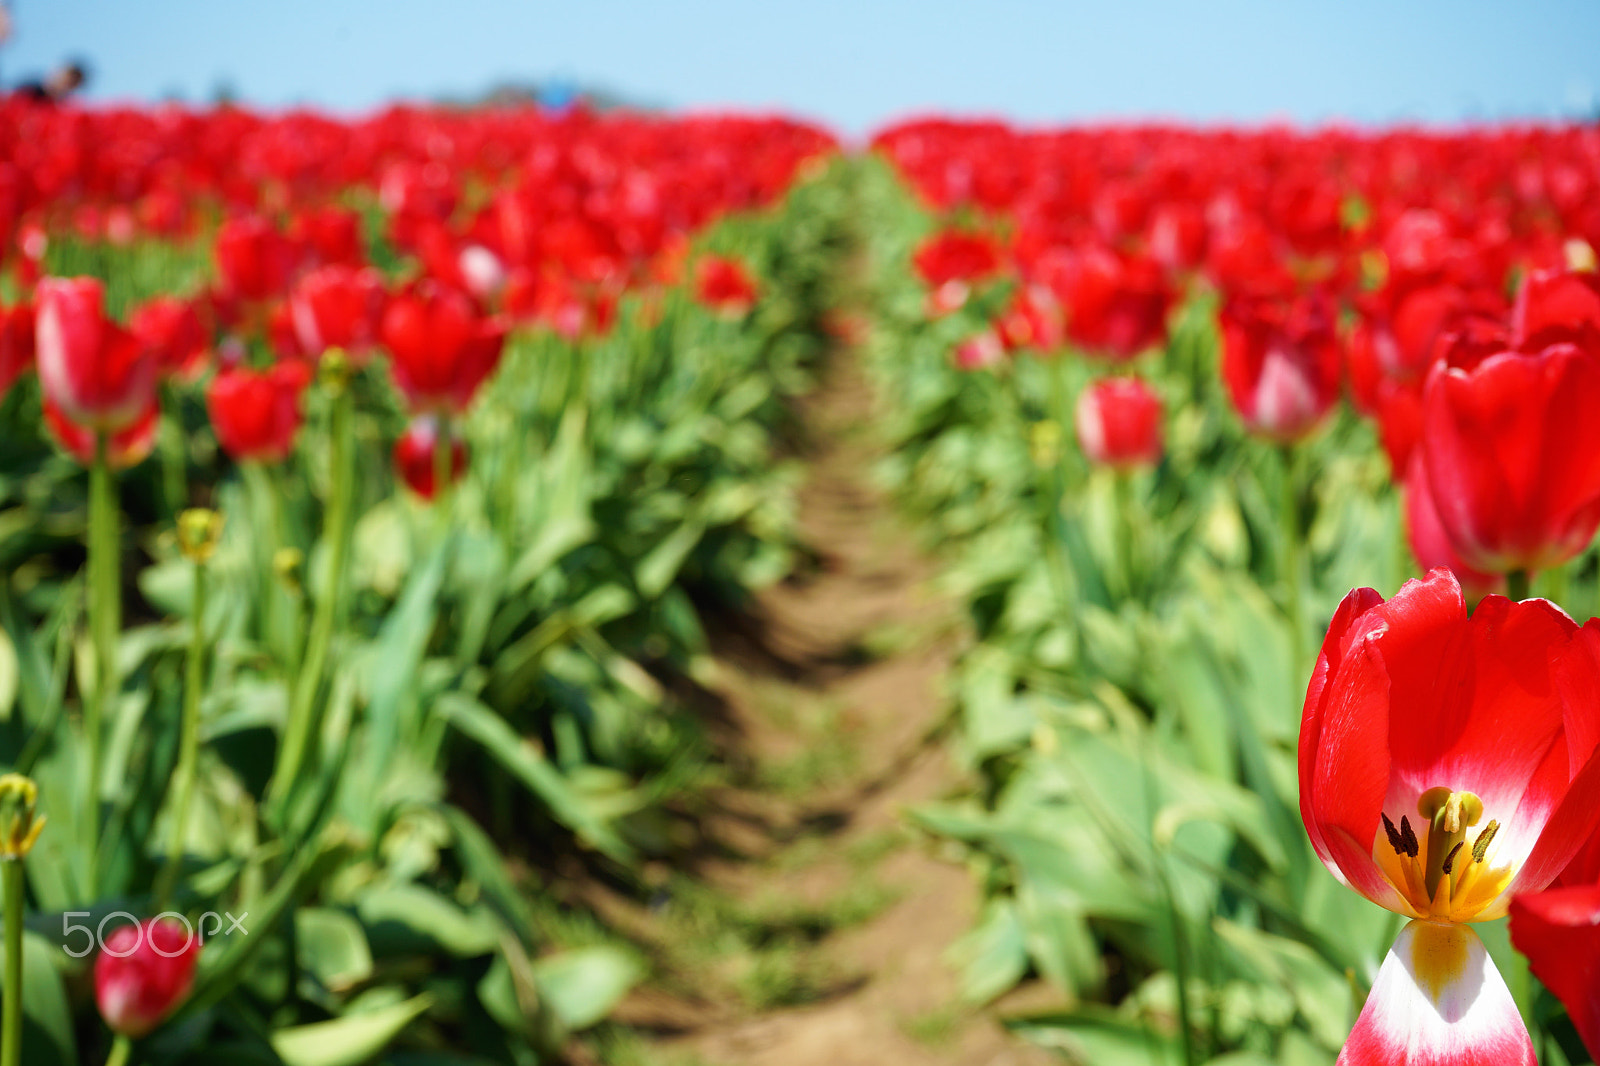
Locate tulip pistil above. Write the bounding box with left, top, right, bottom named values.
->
left=1375, top=788, right=1511, bottom=922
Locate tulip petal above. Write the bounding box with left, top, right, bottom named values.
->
left=1508, top=885, right=1600, bottom=1063
left=1339, top=921, right=1533, bottom=1066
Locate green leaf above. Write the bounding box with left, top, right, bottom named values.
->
left=0, top=933, right=77, bottom=1065
left=0, top=624, right=16, bottom=721
left=1004, top=1005, right=1180, bottom=1065
left=357, top=883, right=500, bottom=958
left=946, top=898, right=1029, bottom=1005
left=434, top=693, right=633, bottom=862
left=270, top=992, right=432, bottom=1066
left=296, top=908, right=374, bottom=991
left=529, top=946, right=643, bottom=1031
left=635, top=515, right=706, bottom=599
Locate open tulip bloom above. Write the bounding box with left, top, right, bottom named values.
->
left=1299, top=569, right=1600, bottom=1065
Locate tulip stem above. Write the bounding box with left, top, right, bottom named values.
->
left=2, top=859, right=23, bottom=1066
left=86, top=434, right=121, bottom=899
left=433, top=414, right=454, bottom=515
left=102, top=1034, right=131, bottom=1066
left=1277, top=445, right=1307, bottom=678
left=1507, top=569, right=1531, bottom=603
left=271, top=380, right=353, bottom=812
left=153, top=556, right=207, bottom=911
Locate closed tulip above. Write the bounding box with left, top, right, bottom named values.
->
left=94, top=918, right=201, bottom=1038
left=394, top=415, right=467, bottom=499
left=214, top=215, right=297, bottom=303
left=128, top=295, right=209, bottom=381
left=1417, top=341, right=1600, bottom=574
left=35, top=277, right=159, bottom=435
left=42, top=397, right=159, bottom=469
left=1219, top=292, right=1340, bottom=441
left=694, top=255, right=758, bottom=316
left=0, top=300, right=33, bottom=398
left=380, top=282, right=507, bottom=413
left=1075, top=377, right=1163, bottom=469
left=1508, top=886, right=1600, bottom=1064
left=289, top=264, right=387, bottom=361
left=206, top=360, right=314, bottom=463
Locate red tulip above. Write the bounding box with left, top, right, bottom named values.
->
left=1511, top=267, right=1600, bottom=353
left=996, top=285, right=1063, bottom=353
left=913, top=231, right=1001, bottom=288
left=694, top=255, right=758, bottom=316
left=206, top=360, right=314, bottom=463
left=1508, top=886, right=1600, bottom=1063
left=1372, top=377, right=1422, bottom=475
left=394, top=415, right=467, bottom=499
left=951, top=329, right=1004, bottom=371
left=214, top=215, right=297, bottom=303
left=35, top=277, right=159, bottom=435
left=1075, top=377, right=1163, bottom=469
left=95, top=917, right=200, bottom=1038
left=1219, top=292, right=1340, bottom=441
left=0, top=300, right=34, bottom=397
left=289, top=264, right=386, bottom=360
left=1046, top=246, right=1172, bottom=360
left=43, top=397, right=159, bottom=469
left=287, top=205, right=364, bottom=269
left=1300, top=571, right=1600, bottom=1064
left=380, top=283, right=507, bottom=413
left=1401, top=456, right=1504, bottom=600
left=128, top=295, right=209, bottom=381
left=1145, top=202, right=1207, bottom=273
left=914, top=230, right=1002, bottom=314
left=1417, top=341, right=1600, bottom=573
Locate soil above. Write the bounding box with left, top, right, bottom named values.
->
left=590, top=345, right=1062, bottom=1066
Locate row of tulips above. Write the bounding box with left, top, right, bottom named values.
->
left=0, top=99, right=847, bottom=1066
left=857, top=116, right=1600, bottom=1066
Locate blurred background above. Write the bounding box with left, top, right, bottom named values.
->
left=4, top=0, right=1599, bottom=132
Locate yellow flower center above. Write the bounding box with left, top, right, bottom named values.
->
left=1373, top=788, right=1513, bottom=923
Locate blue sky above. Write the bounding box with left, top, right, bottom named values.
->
left=5, top=0, right=1598, bottom=137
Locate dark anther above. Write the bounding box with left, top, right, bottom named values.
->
left=1472, top=820, right=1500, bottom=863
left=1399, top=815, right=1419, bottom=858
left=1440, top=841, right=1465, bottom=876
left=1381, top=812, right=1406, bottom=855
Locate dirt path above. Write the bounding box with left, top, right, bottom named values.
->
left=604, top=346, right=1058, bottom=1066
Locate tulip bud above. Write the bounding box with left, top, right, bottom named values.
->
left=94, top=918, right=200, bottom=1038
left=177, top=509, right=224, bottom=564
left=0, top=773, right=45, bottom=860
left=1075, top=377, right=1164, bottom=469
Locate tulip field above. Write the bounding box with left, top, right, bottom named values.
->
left=2, top=93, right=1600, bottom=1066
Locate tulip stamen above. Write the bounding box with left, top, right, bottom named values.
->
left=1471, top=820, right=1500, bottom=863
left=1419, top=788, right=1483, bottom=901
left=1440, top=841, right=1465, bottom=876
left=1380, top=812, right=1420, bottom=858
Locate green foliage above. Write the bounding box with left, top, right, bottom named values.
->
left=853, top=153, right=1598, bottom=1061
left=0, top=161, right=856, bottom=1063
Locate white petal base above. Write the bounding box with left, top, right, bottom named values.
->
left=1339, top=921, right=1533, bottom=1066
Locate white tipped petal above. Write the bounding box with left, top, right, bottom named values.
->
left=1338, top=921, right=1532, bottom=1066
